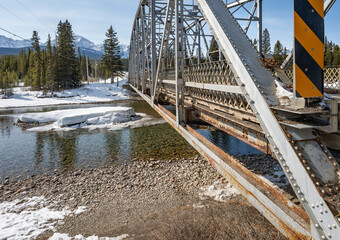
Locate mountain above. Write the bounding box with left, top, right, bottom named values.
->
left=0, top=35, right=129, bottom=59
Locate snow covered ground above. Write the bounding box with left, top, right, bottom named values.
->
left=18, top=106, right=166, bottom=131
left=0, top=196, right=86, bottom=240
left=200, top=181, right=240, bottom=202
left=0, top=79, right=129, bottom=109
left=48, top=233, right=129, bottom=240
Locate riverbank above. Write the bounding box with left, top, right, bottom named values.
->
left=0, top=80, right=131, bottom=109
left=0, top=157, right=286, bottom=240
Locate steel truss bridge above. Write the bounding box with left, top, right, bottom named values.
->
left=128, top=0, right=340, bottom=239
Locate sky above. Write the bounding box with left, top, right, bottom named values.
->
left=0, top=0, right=339, bottom=48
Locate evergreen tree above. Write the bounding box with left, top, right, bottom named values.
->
left=325, top=41, right=334, bottom=66
left=333, top=45, right=340, bottom=66
left=262, top=28, right=271, bottom=55
left=31, top=31, right=42, bottom=90
left=46, top=34, right=54, bottom=91
left=273, top=40, right=284, bottom=64
left=101, top=26, right=123, bottom=86
left=56, top=20, right=81, bottom=89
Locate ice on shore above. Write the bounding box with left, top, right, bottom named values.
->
left=0, top=196, right=86, bottom=240
left=19, top=107, right=136, bottom=128
left=200, top=181, right=240, bottom=202
left=19, top=106, right=166, bottom=132
left=48, top=233, right=129, bottom=240
left=0, top=79, right=129, bottom=109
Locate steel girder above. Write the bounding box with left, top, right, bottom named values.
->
left=129, top=0, right=340, bottom=239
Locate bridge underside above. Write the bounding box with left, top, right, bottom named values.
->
left=129, top=1, right=340, bottom=239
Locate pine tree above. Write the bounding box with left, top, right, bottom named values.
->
left=333, top=45, right=340, bottom=66
left=273, top=40, right=284, bottom=64
left=56, top=20, right=81, bottom=89
left=325, top=41, right=334, bottom=66
left=101, top=26, right=123, bottom=86
left=262, top=28, right=271, bottom=55
left=31, top=31, right=42, bottom=90
left=46, top=34, right=54, bottom=91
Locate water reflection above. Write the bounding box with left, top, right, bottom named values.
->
left=0, top=102, right=259, bottom=180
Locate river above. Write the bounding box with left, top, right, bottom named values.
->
left=0, top=101, right=260, bottom=180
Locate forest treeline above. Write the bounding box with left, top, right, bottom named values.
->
left=262, top=28, right=340, bottom=67
left=0, top=20, right=124, bottom=93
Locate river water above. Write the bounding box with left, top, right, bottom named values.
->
left=0, top=102, right=260, bottom=180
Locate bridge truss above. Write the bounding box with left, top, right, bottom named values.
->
left=128, top=0, right=340, bottom=239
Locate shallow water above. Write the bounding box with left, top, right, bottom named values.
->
left=0, top=102, right=260, bottom=180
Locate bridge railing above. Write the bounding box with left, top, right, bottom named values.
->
left=285, top=66, right=340, bottom=91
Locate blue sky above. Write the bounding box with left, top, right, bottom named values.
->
left=0, top=0, right=339, bottom=49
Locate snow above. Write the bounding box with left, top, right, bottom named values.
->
left=20, top=106, right=135, bottom=126
left=0, top=196, right=86, bottom=240
left=275, top=80, right=293, bottom=105
left=200, top=181, right=240, bottom=202
left=0, top=79, right=129, bottom=109
left=48, top=233, right=129, bottom=240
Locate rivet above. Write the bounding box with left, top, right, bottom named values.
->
left=320, top=209, right=324, bottom=214
left=311, top=174, right=315, bottom=178
left=320, top=202, right=324, bottom=206
left=316, top=182, right=320, bottom=186
left=293, top=183, right=297, bottom=187
left=298, top=153, right=302, bottom=157
left=297, top=190, right=302, bottom=194
left=328, top=225, right=332, bottom=230
left=301, top=197, right=305, bottom=202
left=311, top=204, right=315, bottom=208
left=333, top=224, right=337, bottom=228
left=315, top=224, right=320, bottom=228
left=319, top=218, right=323, bottom=223
left=294, top=146, right=298, bottom=150
left=306, top=167, right=311, bottom=171
left=302, top=160, right=307, bottom=163
left=289, top=176, right=294, bottom=180
left=282, top=163, right=287, bottom=167
left=328, top=234, right=332, bottom=238
left=321, top=236, right=326, bottom=240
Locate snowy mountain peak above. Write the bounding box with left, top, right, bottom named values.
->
left=0, top=35, right=129, bottom=58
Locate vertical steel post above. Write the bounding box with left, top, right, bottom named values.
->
left=141, top=6, right=146, bottom=93
left=151, top=0, right=157, bottom=104
left=197, top=22, right=201, bottom=64
left=293, top=0, right=324, bottom=99
left=257, top=0, right=263, bottom=54
left=175, top=0, right=185, bottom=125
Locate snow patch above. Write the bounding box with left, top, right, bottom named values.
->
left=0, top=196, right=86, bottom=240
left=0, top=80, right=129, bottom=109
left=275, top=80, right=293, bottom=105
left=48, top=233, right=129, bottom=240
left=19, top=107, right=135, bottom=128
left=200, top=181, right=240, bottom=202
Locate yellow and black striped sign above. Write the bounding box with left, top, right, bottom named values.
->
left=294, top=0, right=324, bottom=98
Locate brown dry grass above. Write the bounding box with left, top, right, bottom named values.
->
left=152, top=201, right=286, bottom=240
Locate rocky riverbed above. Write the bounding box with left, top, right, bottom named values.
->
left=0, top=157, right=286, bottom=240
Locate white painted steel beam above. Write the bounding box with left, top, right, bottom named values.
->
left=196, top=0, right=340, bottom=239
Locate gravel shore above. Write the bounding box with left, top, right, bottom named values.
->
left=0, top=157, right=286, bottom=240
